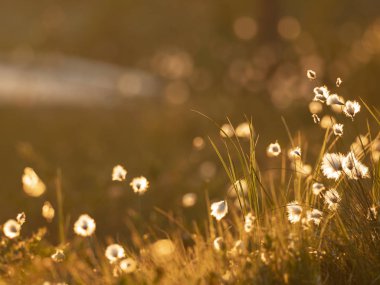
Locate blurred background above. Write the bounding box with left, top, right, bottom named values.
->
left=0, top=0, right=380, bottom=242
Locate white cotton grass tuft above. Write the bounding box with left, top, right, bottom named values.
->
left=3, top=219, right=21, bottom=239
left=220, top=124, right=234, bottom=138
left=286, top=201, right=303, bottom=224
left=324, top=189, right=341, bottom=211
left=42, top=201, right=55, bottom=222
left=307, top=209, right=323, bottom=225
left=336, top=77, right=342, bottom=87
left=130, top=176, right=149, bottom=195
left=210, top=200, right=228, bottom=221
left=333, top=123, right=344, bottom=137
left=343, top=100, right=361, bottom=120
left=342, top=151, right=370, bottom=180
left=112, top=165, right=127, bottom=181
left=306, top=69, right=316, bottom=80
left=312, top=182, right=325, bottom=195
left=288, top=146, right=301, bottom=160
left=244, top=213, right=255, bottom=233
left=105, top=244, right=125, bottom=263
left=326, top=94, right=344, bottom=106
left=266, top=141, right=281, bottom=157
left=22, top=167, right=46, bottom=197
left=313, top=86, right=330, bottom=103
left=235, top=122, right=251, bottom=138
left=73, top=214, right=96, bottom=237
left=321, top=153, right=344, bottom=180
left=119, top=258, right=137, bottom=274
left=213, top=237, right=225, bottom=251
left=16, top=212, right=26, bottom=226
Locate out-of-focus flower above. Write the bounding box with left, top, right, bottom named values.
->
left=192, top=137, right=205, bottom=150
left=22, top=167, right=46, bottom=197
left=42, top=201, right=55, bottom=222
left=105, top=244, right=125, bottom=263
left=151, top=239, right=175, bottom=261
left=74, top=214, right=96, bottom=237
left=321, top=153, right=344, bottom=180
left=210, top=200, right=228, bottom=221
left=112, top=165, right=127, bottom=181
left=320, top=115, right=336, bottom=129
left=287, top=201, right=302, bottom=224
left=182, top=193, right=197, bottom=208
left=266, top=141, right=281, bottom=157
left=333, top=123, right=344, bottom=137
left=235, top=122, right=251, bottom=138
left=3, top=219, right=21, bottom=239
left=220, top=124, right=234, bottom=138
left=228, top=179, right=248, bottom=198
left=288, top=147, right=301, bottom=160
left=324, top=189, right=341, bottom=211
left=343, top=100, right=361, bottom=120
left=130, top=176, right=149, bottom=195
left=119, top=258, right=137, bottom=274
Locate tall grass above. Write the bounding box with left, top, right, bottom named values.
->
left=0, top=90, right=380, bottom=284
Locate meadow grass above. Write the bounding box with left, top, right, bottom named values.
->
left=1, top=80, right=380, bottom=285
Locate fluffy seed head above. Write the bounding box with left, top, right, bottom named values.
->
left=307, top=209, right=323, bottom=225
left=105, top=244, right=125, bottom=263
left=22, top=167, right=46, bottom=197
left=287, top=201, right=303, bottom=224
left=306, top=70, right=316, bottom=80
left=3, top=219, right=21, bottom=239
left=312, top=182, right=325, bottom=195
left=336, top=77, right=342, bottom=87
left=130, top=176, right=149, bottom=195
left=343, top=100, right=361, bottom=120
left=342, top=152, right=370, bottom=180
left=74, top=214, right=96, bottom=237
left=321, top=153, right=344, bottom=180
left=266, top=141, right=281, bottom=157
left=333, top=123, right=344, bottom=137
left=42, top=201, right=55, bottom=222
left=112, top=165, right=127, bottom=181
left=119, top=258, right=137, bottom=274
left=324, top=189, right=341, bottom=211
left=313, top=86, right=330, bottom=103
left=210, top=200, right=228, bottom=221
left=288, top=146, right=301, bottom=160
